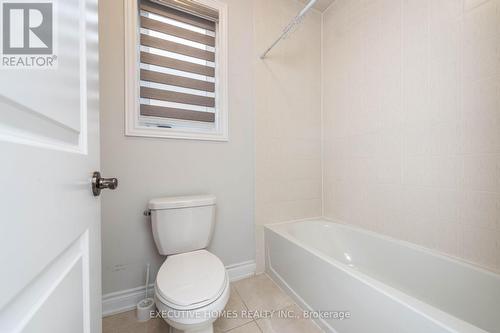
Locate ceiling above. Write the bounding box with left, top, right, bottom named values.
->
left=299, top=0, right=336, bottom=12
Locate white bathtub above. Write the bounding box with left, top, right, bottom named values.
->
left=265, top=219, right=500, bottom=333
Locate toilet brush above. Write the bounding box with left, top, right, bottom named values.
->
left=145, top=263, right=150, bottom=299
left=136, top=263, right=155, bottom=322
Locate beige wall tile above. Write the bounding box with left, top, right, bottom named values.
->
left=460, top=226, right=500, bottom=268
left=323, top=0, right=500, bottom=273
left=254, top=0, right=322, bottom=273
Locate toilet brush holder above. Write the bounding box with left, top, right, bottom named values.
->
left=137, top=263, right=154, bottom=322
left=136, top=297, right=155, bottom=322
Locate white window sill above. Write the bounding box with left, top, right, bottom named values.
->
left=125, top=126, right=228, bottom=141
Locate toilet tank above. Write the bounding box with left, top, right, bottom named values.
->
left=148, top=195, right=216, bottom=256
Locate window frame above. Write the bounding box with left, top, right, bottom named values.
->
left=124, top=0, right=228, bottom=141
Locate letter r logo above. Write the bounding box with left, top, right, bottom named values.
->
left=2, top=2, right=53, bottom=54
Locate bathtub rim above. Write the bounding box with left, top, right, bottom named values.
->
left=267, top=217, right=500, bottom=280
left=264, top=217, right=494, bottom=333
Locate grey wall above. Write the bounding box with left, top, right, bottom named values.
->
left=99, top=0, right=255, bottom=294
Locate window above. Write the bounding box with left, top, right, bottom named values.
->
left=125, top=0, right=228, bottom=141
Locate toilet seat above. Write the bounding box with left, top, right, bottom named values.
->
left=155, top=250, right=227, bottom=311
left=155, top=277, right=230, bottom=332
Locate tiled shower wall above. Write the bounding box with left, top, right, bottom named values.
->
left=322, top=0, right=500, bottom=272
left=254, top=0, right=322, bottom=272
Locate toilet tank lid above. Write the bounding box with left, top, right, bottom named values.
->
left=148, top=195, right=216, bottom=210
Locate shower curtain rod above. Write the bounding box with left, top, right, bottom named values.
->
left=260, top=0, right=318, bottom=59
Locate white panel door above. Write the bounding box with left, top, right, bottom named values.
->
left=0, top=0, right=102, bottom=332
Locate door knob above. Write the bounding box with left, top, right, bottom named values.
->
left=92, top=171, right=118, bottom=196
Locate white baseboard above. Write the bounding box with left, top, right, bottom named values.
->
left=225, top=260, right=256, bottom=282
left=102, top=260, right=256, bottom=317
left=102, top=283, right=155, bottom=317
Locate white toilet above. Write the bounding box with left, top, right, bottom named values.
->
left=148, top=195, right=230, bottom=333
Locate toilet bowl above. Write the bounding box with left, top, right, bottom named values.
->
left=148, top=195, right=229, bottom=333
left=155, top=250, right=229, bottom=333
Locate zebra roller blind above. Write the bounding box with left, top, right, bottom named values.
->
left=139, top=0, right=217, bottom=123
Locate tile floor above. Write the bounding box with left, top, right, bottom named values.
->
left=103, top=274, right=323, bottom=333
